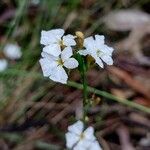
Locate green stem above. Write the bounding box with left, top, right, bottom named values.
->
left=68, top=81, right=150, bottom=114
left=0, top=69, right=149, bottom=114
left=80, top=57, right=88, bottom=121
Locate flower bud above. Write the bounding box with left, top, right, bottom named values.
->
left=85, top=116, right=89, bottom=122
left=91, top=94, right=101, bottom=106
left=75, top=31, right=84, bottom=48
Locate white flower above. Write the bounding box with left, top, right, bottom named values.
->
left=39, top=47, right=78, bottom=84
left=40, top=29, right=76, bottom=57
left=78, top=35, right=114, bottom=68
left=3, top=43, right=22, bottom=60
left=0, top=59, right=8, bottom=72
left=65, top=120, right=102, bottom=150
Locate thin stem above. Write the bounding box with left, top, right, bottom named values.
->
left=80, top=57, right=88, bottom=121
left=0, top=69, right=149, bottom=114
left=82, top=60, right=88, bottom=104
left=68, top=81, right=150, bottom=114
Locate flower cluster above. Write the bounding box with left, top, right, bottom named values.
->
left=39, top=28, right=115, bottom=150
left=78, top=35, right=114, bottom=68
left=39, top=29, right=114, bottom=84
left=0, top=43, right=22, bottom=72
left=39, top=29, right=78, bottom=84
left=66, top=120, right=102, bottom=150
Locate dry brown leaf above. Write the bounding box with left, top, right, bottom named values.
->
left=117, top=125, right=135, bottom=150
left=108, top=66, right=150, bottom=99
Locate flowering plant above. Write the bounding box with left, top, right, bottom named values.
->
left=39, top=29, right=114, bottom=150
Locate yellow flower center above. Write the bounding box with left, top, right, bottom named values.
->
left=79, top=133, right=85, bottom=140
left=59, top=40, right=64, bottom=46
left=59, top=40, right=66, bottom=49
left=57, top=58, right=64, bottom=66
left=96, top=49, right=102, bottom=56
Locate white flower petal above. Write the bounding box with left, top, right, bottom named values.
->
left=90, top=53, right=104, bottom=68
left=41, top=52, right=57, bottom=61
left=50, top=29, right=64, bottom=37
left=84, top=126, right=95, bottom=141
left=74, top=144, right=87, bottom=150
left=61, top=47, right=73, bottom=61
left=3, top=44, right=22, bottom=60
left=89, top=141, right=102, bottom=150
left=0, top=59, right=8, bottom=72
left=39, top=58, right=57, bottom=77
left=40, top=29, right=64, bottom=45
left=40, top=31, right=56, bottom=45
left=43, top=44, right=61, bottom=57
left=50, top=66, right=68, bottom=84
left=78, top=49, right=89, bottom=56
left=99, top=44, right=114, bottom=55
left=64, top=58, right=78, bottom=69
left=95, top=35, right=105, bottom=45
left=94, top=56, right=104, bottom=68
left=84, top=36, right=95, bottom=50
left=101, top=55, right=113, bottom=65
left=63, top=34, right=76, bottom=46
left=75, top=139, right=91, bottom=150
left=65, top=132, right=79, bottom=149
left=68, top=120, right=84, bottom=135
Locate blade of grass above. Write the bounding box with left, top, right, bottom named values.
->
left=67, top=81, right=150, bottom=114
left=0, top=0, right=27, bottom=50
left=0, top=69, right=149, bottom=114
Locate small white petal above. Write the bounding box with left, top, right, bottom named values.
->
left=43, top=44, right=61, bottom=57
left=68, top=120, right=84, bottom=135
left=64, top=58, right=78, bottom=69
left=95, top=35, right=105, bottom=46
left=84, top=126, right=95, bottom=141
left=50, top=66, right=68, bottom=84
left=40, top=31, right=56, bottom=45
left=41, top=52, right=57, bottom=61
left=99, top=45, right=114, bottom=55
left=84, top=36, right=95, bottom=50
left=89, top=141, right=102, bottom=150
left=40, top=29, right=64, bottom=45
left=95, top=58, right=104, bottom=68
left=78, top=49, right=89, bottom=56
left=65, top=132, right=79, bottom=149
left=0, top=59, right=8, bottom=72
left=75, top=139, right=91, bottom=150
left=61, top=47, right=73, bottom=61
left=3, top=44, right=22, bottom=60
left=63, top=34, right=76, bottom=46
left=101, top=55, right=113, bottom=65
left=74, top=144, right=87, bottom=150
left=91, top=54, right=104, bottom=68
left=39, top=58, right=57, bottom=77
left=50, top=29, right=64, bottom=37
